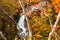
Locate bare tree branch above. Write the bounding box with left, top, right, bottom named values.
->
left=1, top=8, right=17, bottom=25
left=18, top=0, right=25, bottom=14
left=44, top=10, right=60, bottom=40
left=48, top=12, right=60, bottom=40
left=0, top=31, right=7, bottom=40
left=26, top=17, right=32, bottom=40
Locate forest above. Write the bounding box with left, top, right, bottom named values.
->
left=0, top=0, right=60, bottom=40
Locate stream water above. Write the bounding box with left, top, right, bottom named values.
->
left=17, top=15, right=28, bottom=38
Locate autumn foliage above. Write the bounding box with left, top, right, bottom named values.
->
left=0, top=0, right=60, bottom=40
left=16, top=0, right=60, bottom=40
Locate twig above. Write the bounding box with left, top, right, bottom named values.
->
left=26, top=0, right=32, bottom=40
left=44, top=10, right=60, bottom=40
left=48, top=12, right=60, bottom=40
left=1, top=8, right=17, bottom=25
left=26, top=17, right=32, bottom=40
left=55, top=33, right=58, bottom=40
left=0, top=31, right=7, bottom=40
left=18, top=0, right=25, bottom=14
left=43, top=11, right=52, bottom=27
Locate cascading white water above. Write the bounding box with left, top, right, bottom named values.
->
left=17, top=15, right=28, bottom=38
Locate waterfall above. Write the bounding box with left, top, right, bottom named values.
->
left=17, top=15, right=28, bottom=38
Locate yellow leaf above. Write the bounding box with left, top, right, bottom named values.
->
left=47, top=8, right=52, bottom=12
